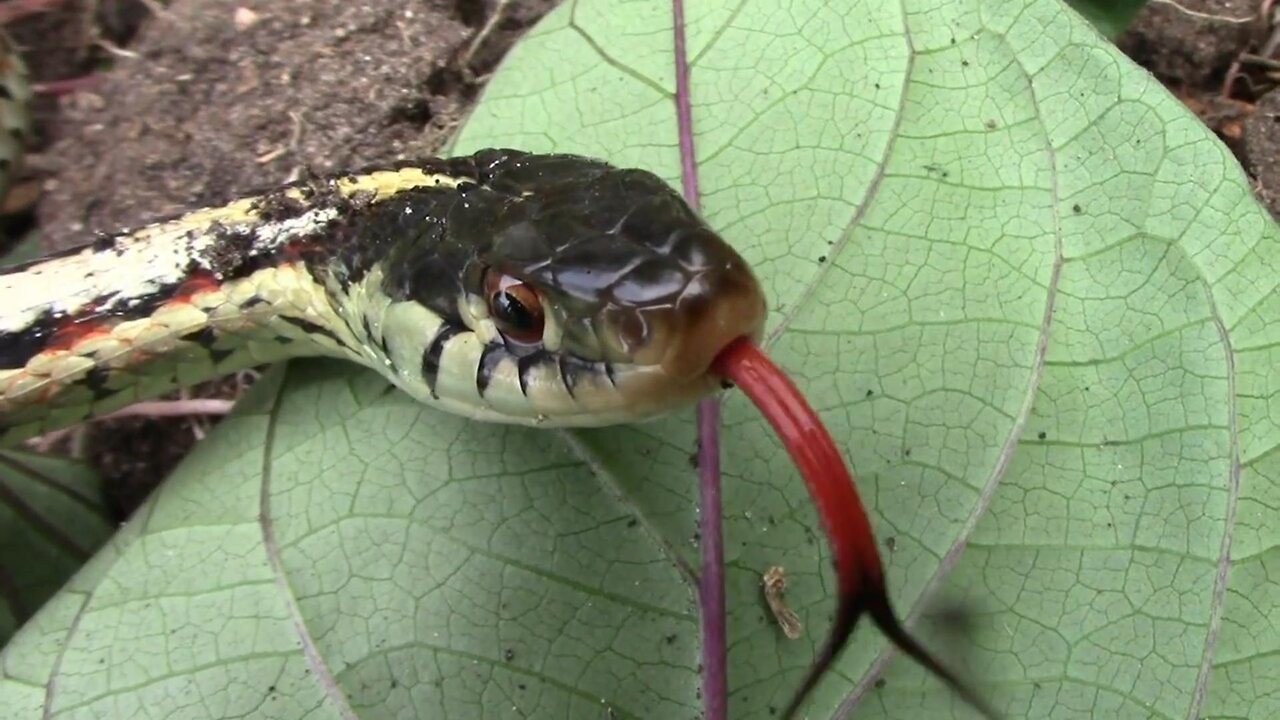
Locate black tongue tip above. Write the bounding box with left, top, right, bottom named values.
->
left=777, top=593, right=862, bottom=720
left=779, top=588, right=1002, bottom=720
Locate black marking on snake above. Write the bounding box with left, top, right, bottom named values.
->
left=2, top=260, right=284, bottom=370
left=279, top=315, right=343, bottom=347
left=179, top=327, right=235, bottom=364
left=602, top=361, right=617, bottom=388
left=332, top=303, right=368, bottom=353
left=557, top=354, right=596, bottom=400
left=210, top=345, right=237, bottom=363
left=421, top=324, right=462, bottom=399
left=0, top=230, right=301, bottom=369
left=293, top=171, right=375, bottom=226
left=83, top=366, right=113, bottom=400
left=516, top=350, right=551, bottom=397
left=180, top=326, right=217, bottom=347
left=361, top=314, right=392, bottom=358
left=242, top=295, right=269, bottom=310
left=475, top=343, right=505, bottom=396
left=0, top=312, right=54, bottom=368
left=557, top=355, right=576, bottom=398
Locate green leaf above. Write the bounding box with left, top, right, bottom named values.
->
left=0, top=450, right=112, bottom=646
left=0, top=232, right=44, bottom=269
left=3, top=0, right=1277, bottom=718
left=1064, top=0, right=1149, bottom=37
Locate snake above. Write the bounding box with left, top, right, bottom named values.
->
left=0, top=31, right=1003, bottom=720
left=0, top=31, right=771, bottom=443
left=0, top=146, right=768, bottom=445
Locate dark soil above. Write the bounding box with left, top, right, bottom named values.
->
left=34, top=0, right=557, bottom=249
left=1116, top=0, right=1280, bottom=215
left=6, top=0, right=1280, bottom=520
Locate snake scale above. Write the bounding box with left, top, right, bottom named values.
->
left=0, top=28, right=1001, bottom=720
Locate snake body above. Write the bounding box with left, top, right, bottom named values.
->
left=0, top=148, right=767, bottom=445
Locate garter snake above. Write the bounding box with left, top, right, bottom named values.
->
left=0, top=147, right=767, bottom=444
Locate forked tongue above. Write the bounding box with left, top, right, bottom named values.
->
left=711, top=337, right=1000, bottom=720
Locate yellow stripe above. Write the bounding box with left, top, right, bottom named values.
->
left=125, top=169, right=467, bottom=242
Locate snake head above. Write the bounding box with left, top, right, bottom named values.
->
left=429, top=150, right=769, bottom=423
left=482, top=154, right=766, bottom=372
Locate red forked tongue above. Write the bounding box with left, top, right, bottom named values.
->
left=711, top=337, right=1000, bottom=720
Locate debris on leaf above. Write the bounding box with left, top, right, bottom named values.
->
left=762, top=565, right=802, bottom=640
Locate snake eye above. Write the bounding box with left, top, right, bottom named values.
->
left=484, top=270, right=545, bottom=344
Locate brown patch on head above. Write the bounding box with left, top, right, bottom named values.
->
left=658, top=258, right=767, bottom=380
left=593, top=239, right=766, bottom=379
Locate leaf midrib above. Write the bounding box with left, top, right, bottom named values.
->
left=259, top=365, right=358, bottom=720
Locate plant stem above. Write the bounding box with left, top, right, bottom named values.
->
left=669, top=0, right=726, bottom=713
left=696, top=398, right=727, bottom=719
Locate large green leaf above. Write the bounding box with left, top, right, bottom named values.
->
left=3, top=0, right=1277, bottom=718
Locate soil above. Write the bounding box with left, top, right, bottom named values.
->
left=6, top=0, right=1280, bottom=521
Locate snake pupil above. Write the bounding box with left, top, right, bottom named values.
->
left=484, top=270, right=544, bottom=344
left=495, top=291, right=532, bottom=326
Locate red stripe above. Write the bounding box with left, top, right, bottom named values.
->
left=38, top=272, right=222, bottom=357
left=43, top=320, right=112, bottom=354
left=167, top=271, right=221, bottom=305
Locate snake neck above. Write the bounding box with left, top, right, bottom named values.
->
left=0, top=161, right=490, bottom=445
